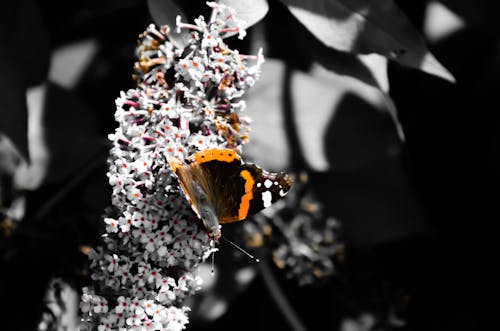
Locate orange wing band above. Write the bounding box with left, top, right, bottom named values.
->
left=237, top=169, right=254, bottom=220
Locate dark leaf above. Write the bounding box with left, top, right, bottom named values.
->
left=0, top=58, right=29, bottom=160
left=0, top=0, right=50, bottom=87
left=0, top=0, right=50, bottom=160
left=279, top=0, right=455, bottom=82
left=439, top=0, right=500, bottom=28
left=272, top=8, right=403, bottom=138
left=0, top=134, right=22, bottom=175
left=36, top=0, right=150, bottom=47
left=245, top=60, right=427, bottom=243
left=41, top=83, right=108, bottom=185
left=245, top=59, right=397, bottom=170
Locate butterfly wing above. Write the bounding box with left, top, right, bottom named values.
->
left=235, top=163, right=293, bottom=220
left=169, top=148, right=293, bottom=238
left=169, top=149, right=246, bottom=238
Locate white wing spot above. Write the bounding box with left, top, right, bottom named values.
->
left=262, top=190, right=272, bottom=207
left=279, top=189, right=287, bottom=197
left=264, top=179, right=273, bottom=188
left=256, top=182, right=262, bottom=188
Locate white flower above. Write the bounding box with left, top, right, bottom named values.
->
left=115, top=296, right=131, bottom=314
left=131, top=158, right=150, bottom=174
left=93, top=299, right=109, bottom=314
left=126, top=186, right=143, bottom=203
left=104, top=218, right=119, bottom=233
left=164, top=307, right=190, bottom=331
left=104, top=254, right=119, bottom=273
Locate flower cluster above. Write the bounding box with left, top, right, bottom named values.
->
left=81, top=3, right=263, bottom=330
left=244, top=173, right=343, bottom=286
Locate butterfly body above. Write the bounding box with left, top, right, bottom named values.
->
left=169, top=148, right=292, bottom=240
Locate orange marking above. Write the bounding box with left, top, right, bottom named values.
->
left=191, top=148, right=240, bottom=164
left=238, top=170, right=254, bottom=220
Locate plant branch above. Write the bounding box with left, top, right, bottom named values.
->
left=258, top=258, right=309, bottom=331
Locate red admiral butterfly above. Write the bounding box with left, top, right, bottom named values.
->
left=169, top=148, right=293, bottom=240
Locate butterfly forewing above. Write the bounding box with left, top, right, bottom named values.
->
left=242, top=164, right=293, bottom=217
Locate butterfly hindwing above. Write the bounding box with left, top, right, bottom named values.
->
left=170, top=149, right=246, bottom=237
left=189, top=154, right=249, bottom=224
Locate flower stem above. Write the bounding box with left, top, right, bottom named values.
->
left=258, top=259, right=309, bottom=331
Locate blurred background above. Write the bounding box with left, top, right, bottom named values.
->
left=1, top=0, right=499, bottom=330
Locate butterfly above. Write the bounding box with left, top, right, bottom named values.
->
left=169, top=148, right=292, bottom=240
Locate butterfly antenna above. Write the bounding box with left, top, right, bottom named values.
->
left=211, top=250, right=215, bottom=276
left=221, top=236, right=260, bottom=263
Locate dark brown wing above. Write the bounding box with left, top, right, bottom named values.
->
left=169, top=149, right=293, bottom=233
left=169, top=149, right=248, bottom=231
left=241, top=163, right=293, bottom=217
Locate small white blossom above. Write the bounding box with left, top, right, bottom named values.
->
left=104, top=218, right=119, bottom=233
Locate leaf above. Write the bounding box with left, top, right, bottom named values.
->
left=0, top=134, right=22, bottom=175
left=439, top=0, right=500, bottom=28
left=43, top=83, right=108, bottom=185
left=0, top=58, right=29, bottom=160
left=245, top=59, right=428, bottom=244
left=279, top=0, right=455, bottom=82
left=0, top=0, right=50, bottom=160
left=285, top=12, right=403, bottom=138
left=218, top=0, right=269, bottom=28
left=0, top=0, right=50, bottom=87
left=245, top=59, right=394, bottom=171
left=358, top=53, right=404, bottom=140
left=147, top=0, right=191, bottom=48
left=14, top=83, right=107, bottom=187
left=13, top=84, right=50, bottom=190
